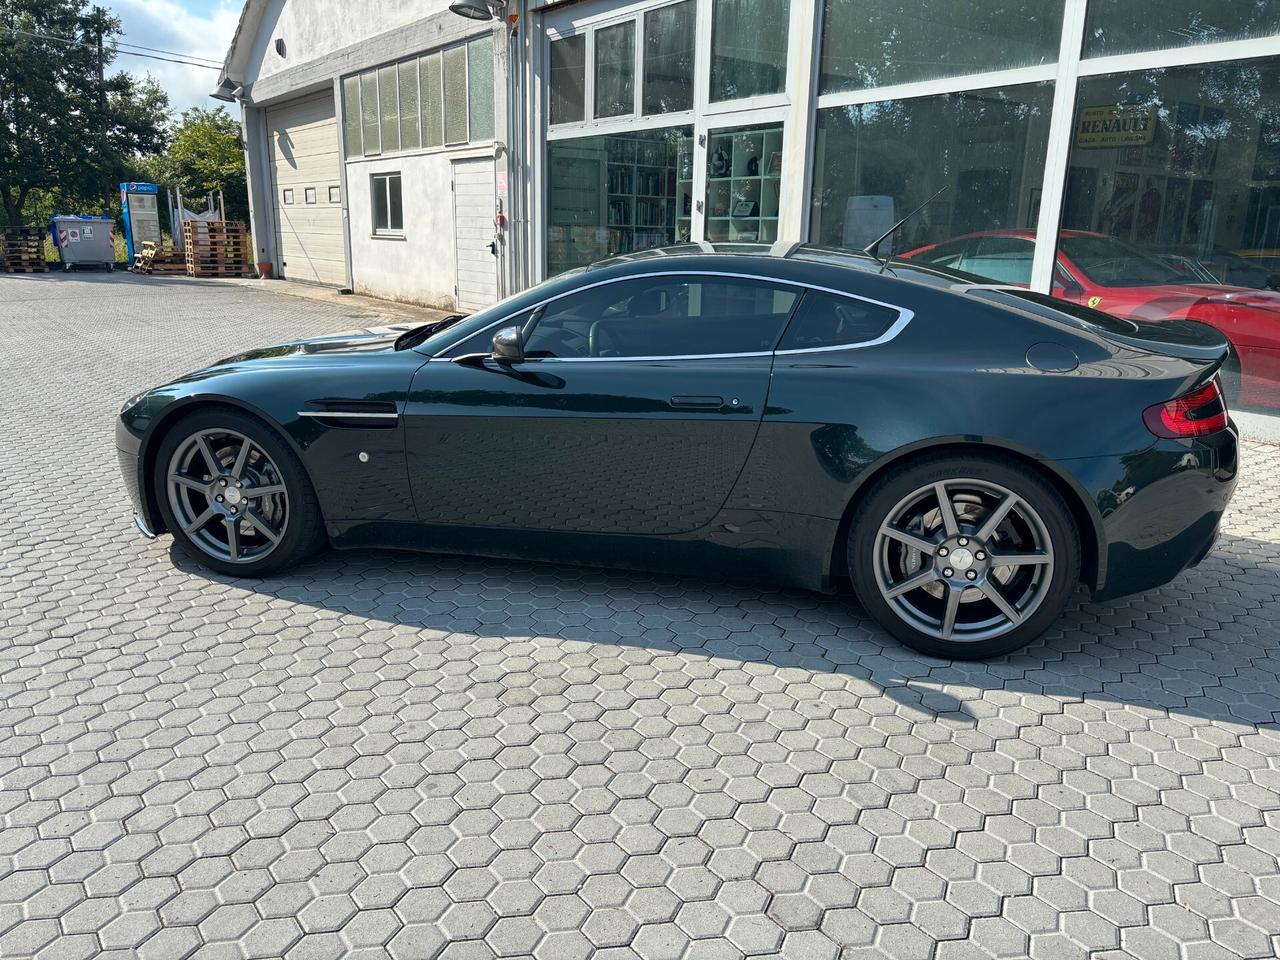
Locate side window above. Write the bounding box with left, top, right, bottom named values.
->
left=965, top=237, right=1035, bottom=286
left=523, top=276, right=799, bottom=359
left=776, top=291, right=903, bottom=351
left=912, top=239, right=971, bottom=270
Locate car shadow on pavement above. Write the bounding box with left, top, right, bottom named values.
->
left=169, top=530, right=1280, bottom=732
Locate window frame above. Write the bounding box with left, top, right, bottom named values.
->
left=435, top=270, right=914, bottom=361
left=371, top=172, right=404, bottom=236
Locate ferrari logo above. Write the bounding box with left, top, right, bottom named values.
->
left=1088, top=296, right=1102, bottom=309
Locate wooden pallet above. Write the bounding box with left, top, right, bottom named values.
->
left=2, top=227, right=47, bottom=272
left=182, top=220, right=252, bottom=278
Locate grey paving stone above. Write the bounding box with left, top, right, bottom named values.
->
left=0, top=272, right=1278, bottom=960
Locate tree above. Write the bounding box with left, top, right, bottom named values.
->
left=0, top=0, right=169, bottom=225
left=141, top=107, right=248, bottom=224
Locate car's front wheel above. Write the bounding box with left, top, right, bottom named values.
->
left=154, top=408, right=325, bottom=576
left=848, top=454, right=1080, bottom=660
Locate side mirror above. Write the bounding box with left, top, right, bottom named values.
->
left=492, top=325, right=525, bottom=364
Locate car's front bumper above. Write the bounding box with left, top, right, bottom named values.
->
left=117, top=415, right=163, bottom=537
left=1075, top=422, right=1239, bottom=602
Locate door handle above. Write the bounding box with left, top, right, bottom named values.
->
left=670, top=395, right=724, bottom=410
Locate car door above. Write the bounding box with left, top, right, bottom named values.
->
left=403, top=272, right=801, bottom=536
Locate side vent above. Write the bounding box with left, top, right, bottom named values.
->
left=298, top=400, right=399, bottom=428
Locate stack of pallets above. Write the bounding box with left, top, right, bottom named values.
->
left=183, top=220, right=253, bottom=278
left=3, top=226, right=49, bottom=273
left=133, top=240, right=187, bottom=276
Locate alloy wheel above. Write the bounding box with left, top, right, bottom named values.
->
left=166, top=427, right=289, bottom=564
left=872, top=478, right=1055, bottom=643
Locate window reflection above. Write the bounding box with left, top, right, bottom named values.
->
left=710, top=0, right=790, bottom=101
left=810, top=85, right=1054, bottom=258
left=1057, top=58, right=1280, bottom=411
left=1084, top=1, right=1280, bottom=58
left=550, top=35, right=587, bottom=125
left=644, top=1, right=696, bottom=114
left=820, top=0, right=1062, bottom=94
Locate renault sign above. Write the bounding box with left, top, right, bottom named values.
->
left=1075, top=105, right=1158, bottom=148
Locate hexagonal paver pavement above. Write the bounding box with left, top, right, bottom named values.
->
left=1, top=271, right=1279, bottom=960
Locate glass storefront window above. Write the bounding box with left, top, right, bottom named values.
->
left=810, top=84, right=1054, bottom=261
left=819, top=0, right=1063, bottom=94
left=706, top=122, right=784, bottom=242
left=595, top=21, right=636, bottom=119
left=643, top=1, right=696, bottom=115
left=550, top=35, right=587, bottom=124
left=1084, top=1, right=1280, bottom=58
left=547, top=126, right=694, bottom=275
left=1056, top=58, right=1280, bottom=410
left=710, top=0, right=790, bottom=102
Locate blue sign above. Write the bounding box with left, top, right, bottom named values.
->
left=121, top=182, right=160, bottom=195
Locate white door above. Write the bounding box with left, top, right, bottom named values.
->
left=268, top=93, right=347, bottom=286
left=452, top=158, right=498, bottom=310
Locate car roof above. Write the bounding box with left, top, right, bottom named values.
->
left=587, top=242, right=991, bottom=290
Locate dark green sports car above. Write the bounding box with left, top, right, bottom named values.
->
left=117, top=244, right=1239, bottom=659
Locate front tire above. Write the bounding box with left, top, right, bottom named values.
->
left=153, top=408, right=325, bottom=576
left=848, top=454, right=1080, bottom=660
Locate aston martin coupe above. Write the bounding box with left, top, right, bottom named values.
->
left=117, top=245, right=1239, bottom=659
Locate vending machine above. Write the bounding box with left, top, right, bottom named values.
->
left=120, top=182, right=162, bottom=262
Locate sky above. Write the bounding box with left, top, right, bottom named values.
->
left=104, top=0, right=242, bottom=116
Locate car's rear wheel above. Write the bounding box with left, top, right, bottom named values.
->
left=154, top=408, right=325, bottom=576
left=848, top=454, right=1080, bottom=660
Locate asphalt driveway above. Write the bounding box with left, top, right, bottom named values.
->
left=1, top=271, right=1278, bottom=960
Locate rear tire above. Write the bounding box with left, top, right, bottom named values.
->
left=848, top=453, right=1080, bottom=660
left=153, top=408, right=326, bottom=577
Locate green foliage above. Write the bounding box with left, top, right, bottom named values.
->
left=0, top=0, right=170, bottom=225
left=141, top=106, right=249, bottom=224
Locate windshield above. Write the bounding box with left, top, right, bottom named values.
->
left=1059, top=235, right=1185, bottom=287
left=411, top=267, right=589, bottom=355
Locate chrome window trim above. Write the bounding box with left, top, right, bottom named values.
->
left=427, top=269, right=915, bottom=361
left=297, top=410, right=400, bottom=420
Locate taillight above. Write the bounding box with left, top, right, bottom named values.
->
left=1143, top=378, right=1229, bottom=439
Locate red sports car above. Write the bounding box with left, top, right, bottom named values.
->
left=902, top=230, right=1280, bottom=410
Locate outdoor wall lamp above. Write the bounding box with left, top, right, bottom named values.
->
left=449, top=0, right=503, bottom=20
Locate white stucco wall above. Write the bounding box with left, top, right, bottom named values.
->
left=345, top=147, right=496, bottom=309
left=245, top=0, right=455, bottom=87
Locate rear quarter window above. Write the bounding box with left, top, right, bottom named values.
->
left=777, top=291, right=903, bottom=351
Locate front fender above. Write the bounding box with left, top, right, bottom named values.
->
left=121, top=352, right=428, bottom=534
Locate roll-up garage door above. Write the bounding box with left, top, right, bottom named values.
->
left=267, top=93, right=347, bottom=286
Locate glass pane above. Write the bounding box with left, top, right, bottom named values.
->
left=421, top=54, right=443, bottom=148
left=373, top=177, right=389, bottom=231
left=550, top=34, right=587, bottom=124
left=399, top=60, right=420, bottom=151
left=524, top=276, right=798, bottom=358
left=546, top=126, right=694, bottom=275
left=705, top=121, right=784, bottom=243
left=777, top=291, right=902, bottom=350
left=1084, top=1, right=1280, bottom=58
left=1057, top=58, right=1280, bottom=410
left=643, top=1, right=695, bottom=114
left=389, top=175, right=403, bottom=231
left=810, top=84, right=1054, bottom=267
left=595, top=21, right=636, bottom=119
left=342, top=75, right=362, bottom=157
left=378, top=64, right=400, bottom=154
left=468, top=36, right=495, bottom=141
left=360, top=69, right=380, bottom=155
left=443, top=45, right=469, bottom=144
left=710, top=0, right=789, bottom=102
left=820, top=0, right=1063, bottom=94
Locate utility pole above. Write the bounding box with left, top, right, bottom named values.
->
left=93, top=6, right=105, bottom=124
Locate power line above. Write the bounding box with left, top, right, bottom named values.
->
left=2, top=26, right=221, bottom=70
left=114, top=40, right=222, bottom=66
